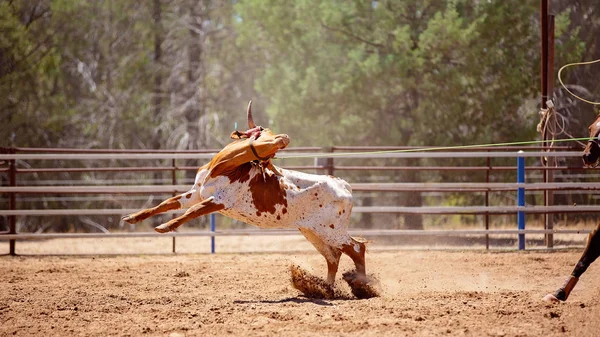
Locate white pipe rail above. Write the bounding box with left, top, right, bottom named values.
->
left=1, top=205, right=600, bottom=216
left=0, top=185, right=192, bottom=193
left=0, top=228, right=592, bottom=241
left=0, top=151, right=583, bottom=161
left=3, top=182, right=600, bottom=194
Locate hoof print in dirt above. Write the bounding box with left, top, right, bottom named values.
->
left=342, top=270, right=381, bottom=299
left=290, top=265, right=337, bottom=299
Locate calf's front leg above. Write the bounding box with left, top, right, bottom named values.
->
left=155, top=197, right=225, bottom=233
left=122, top=195, right=183, bottom=224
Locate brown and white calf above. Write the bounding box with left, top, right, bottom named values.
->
left=123, top=102, right=369, bottom=296
left=544, top=115, right=600, bottom=302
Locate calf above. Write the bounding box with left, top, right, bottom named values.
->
left=123, top=101, right=373, bottom=298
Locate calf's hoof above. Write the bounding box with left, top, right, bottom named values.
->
left=290, top=265, right=336, bottom=299
left=154, top=224, right=171, bottom=233
left=121, top=215, right=138, bottom=224
left=343, top=270, right=381, bottom=299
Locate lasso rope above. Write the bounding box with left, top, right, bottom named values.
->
left=276, top=137, right=590, bottom=160
left=535, top=57, right=600, bottom=163
left=558, top=58, right=600, bottom=105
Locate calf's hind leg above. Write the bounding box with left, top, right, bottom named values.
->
left=342, top=237, right=380, bottom=299
left=298, top=228, right=342, bottom=284
left=290, top=229, right=342, bottom=299
left=342, top=237, right=367, bottom=276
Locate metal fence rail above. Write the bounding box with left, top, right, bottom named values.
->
left=4, top=182, right=600, bottom=194
left=0, top=228, right=592, bottom=241
left=2, top=205, right=600, bottom=217
left=0, top=150, right=584, bottom=160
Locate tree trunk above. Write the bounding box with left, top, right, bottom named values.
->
left=184, top=0, right=205, bottom=183
left=186, top=0, right=203, bottom=133
left=152, top=0, right=163, bottom=151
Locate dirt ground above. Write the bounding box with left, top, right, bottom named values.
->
left=1, top=245, right=599, bottom=337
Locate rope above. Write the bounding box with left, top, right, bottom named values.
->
left=558, top=58, right=600, bottom=105
left=275, top=137, right=590, bottom=160
left=534, top=58, right=600, bottom=165
left=537, top=103, right=556, bottom=166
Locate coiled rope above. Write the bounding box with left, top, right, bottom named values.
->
left=558, top=58, right=600, bottom=106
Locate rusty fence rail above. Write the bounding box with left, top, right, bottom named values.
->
left=1, top=146, right=599, bottom=255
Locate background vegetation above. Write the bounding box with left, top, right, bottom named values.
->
left=3, top=0, right=599, bottom=149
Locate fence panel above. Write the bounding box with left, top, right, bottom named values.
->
left=1, top=146, right=598, bottom=254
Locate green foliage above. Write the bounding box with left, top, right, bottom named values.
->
left=236, top=0, right=584, bottom=149
left=1, top=0, right=590, bottom=150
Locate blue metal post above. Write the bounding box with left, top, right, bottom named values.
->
left=517, top=151, right=525, bottom=250
left=210, top=214, right=216, bottom=254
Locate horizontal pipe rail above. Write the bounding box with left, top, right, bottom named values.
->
left=0, top=228, right=592, bottom=241
left=334, top=166, right=589, bottom=171
left=353, top=182, right=600, bottom=191
left=278, top=151, right=582, bottom=159
left=0, top=189, right=585, bottom=204
left=16, top=167, right=186, bottom=173
left=1, top=205, right=600, bottom=216
left=351, top=205, right=600, bottom=214
left=0, top=153, right=215, bottom=160
left=0, top=185, right=192, bottom=194
left=10, top=165, right=590, bottom=175
left=4, top=182, right=600, bottom=194
left=12, top=165, right=326, bottom=174
left=331, top=146, right=577, bottom=151
left=12, top=146, right=321, bottom=153
left=0, top=151, right=583, bottom=161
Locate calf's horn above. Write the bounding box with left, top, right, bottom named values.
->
left=247, top=100, right=256, bottom=128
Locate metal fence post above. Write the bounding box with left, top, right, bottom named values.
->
left=8, top=147, right=17, bottom=256
left=315, top=147, right=334, bottom=175
left=210, top=214, right=216, bottom=253
left=172, top=158, right=177, bottom=253
left=485, top=154, right=491, bottom=250
left=316, top=147, right=335, bottom=176
left=327, top=147, right=334, bottom=176
left=517, top=151, right=526, bottom=250
left=545, top=14, right=556, bottom=249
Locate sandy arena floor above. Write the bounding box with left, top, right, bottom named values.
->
left=1, top=246, right=599, bottom=336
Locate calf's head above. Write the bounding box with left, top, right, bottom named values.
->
left=237, top=101, right=290, bottom=159
left=583, top=115, right=600, bottom=167
left=209, top=102, right=289, bottom=177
